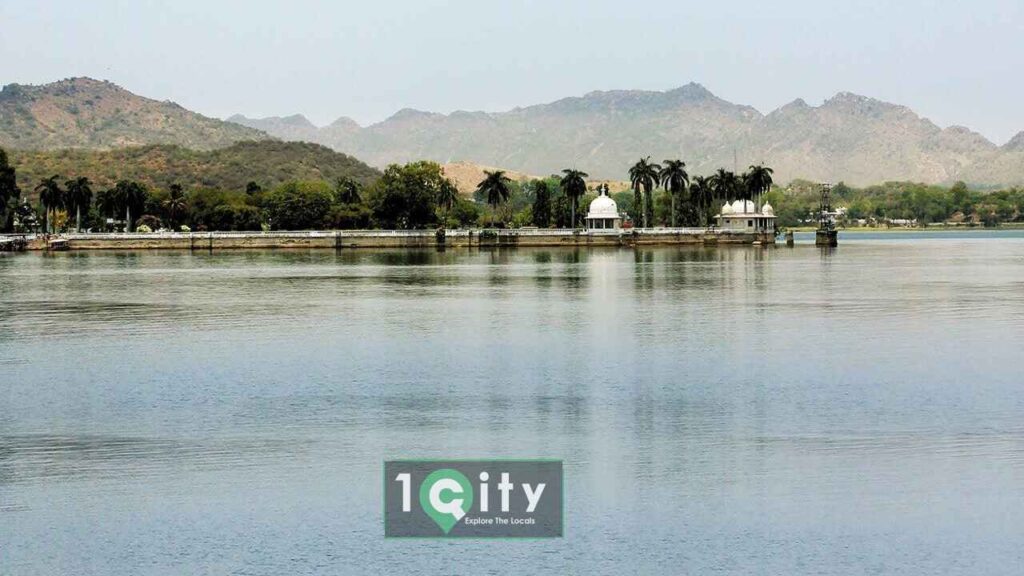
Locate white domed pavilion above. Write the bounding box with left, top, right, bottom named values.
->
left=716, top=199, right=776, bottom=233
left=585, top=188, right=621, bottom=230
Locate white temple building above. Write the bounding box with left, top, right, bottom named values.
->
left=585, top=188, right=621, bottom=229
left=716, top=200, right=776, bottom=233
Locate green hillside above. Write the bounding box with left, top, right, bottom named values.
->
left=10, top=140, right=380, bottom=195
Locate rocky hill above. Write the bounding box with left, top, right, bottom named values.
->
left=440, top=161, right=537, bottom=195
left=9, top=140, right=380, bottom=193
left=0, top=77, right=269, bottom=150
left=232, top=84, right=1023, bottom=187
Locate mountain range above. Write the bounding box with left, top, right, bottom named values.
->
left=231, top=83, right=1024, bottom=187
left=2, top=78, right=1022, bottom=187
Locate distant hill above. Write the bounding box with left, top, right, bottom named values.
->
left=440, top=161, right=537, bottom=195
left=9, top=140, right=380, bottom=193
left=0, top=77, right=269, bottom=150
left=231, top=84, right=1024, bottom=187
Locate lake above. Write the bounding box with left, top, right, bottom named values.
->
left=2, top=233, right=1023, bottom=575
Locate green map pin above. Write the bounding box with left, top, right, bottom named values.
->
left=419, top=468, right=474, bottom=534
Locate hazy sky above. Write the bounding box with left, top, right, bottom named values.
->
left=2, top=0, right=1022, bottom=142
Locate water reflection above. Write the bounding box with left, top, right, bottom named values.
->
left=1, top=243, right=1024, bottom=575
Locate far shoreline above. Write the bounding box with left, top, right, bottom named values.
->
left=788, top=224, right=1024, bottom=233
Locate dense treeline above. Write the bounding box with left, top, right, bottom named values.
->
left=765, top=180, right=1024, bottom=228
left=3, top=144, right=1022, bottom=233
left=1, top=154, right=481, bottom=233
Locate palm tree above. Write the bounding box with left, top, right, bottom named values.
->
left=436, top=179, right=460, bottom=226
left=65, top=177, right=93, bottom=232
left=96, top=188, right=120, bottom=226
left=629, top=157, right=661, bottom=228
left=476, top=170, right=512, bottom=226
left=559, top=169, right=588, bottom=229
left=689, top=175, right=713, bottom=227
left=34, top=175, right=63, bottom=233
left=163, top=184, right=188, bottom=229
left=659, top=160, right=689, bottom=227
left=746, top=164, right=774, bottom=209
left=115, top=180, right=148, bottom=232
left=710, top=168, right=741, bottom=212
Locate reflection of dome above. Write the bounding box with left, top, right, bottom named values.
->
left=587, top=194, right=619, bottom=218
left=721, top=202, right=734, bottom=215
left=761, top=202, right=774, bottom=216
left=731, top=200, right=755, bottom=213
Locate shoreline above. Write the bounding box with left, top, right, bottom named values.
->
left=7, top=228, right=777, bottom=251
left=788, top=224, right=1024, bottom=232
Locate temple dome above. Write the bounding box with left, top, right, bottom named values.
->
left=587, top=194, right=619, bottom=218
left=730, top=200, right=756, bottom=213
left=721, top=202, right=734, bottom=215
left=761, top=202, right=774, bottom=216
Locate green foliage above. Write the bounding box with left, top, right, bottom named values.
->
left=449, top=198, right=481, bottom=228
left=367, top=161, right=449, bottom=229
left=10, top=141, right=380, bottom=195
left=327, top=203, right=373, bottom=229
left=529, top=179, right=552, bottom=227
left=334, top=176, right=363, bottom=205
left=765, top=180, right=1024, bottom=227
left=476, top=170, right=513, bottom=217
left=559, top=169, right=588, bottom=228
left=0, top=147, right=21, bottom=231
left=266, top=181, right=334, bottom=230
left=659, top=159, right=689, bottom=227
left=628, top=157, right=661, bottom=227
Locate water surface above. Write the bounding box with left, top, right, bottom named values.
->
left=2, top=236, right=1023, bottom=575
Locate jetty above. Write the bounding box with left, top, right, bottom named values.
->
left=15, top=228, right=776, bottom=251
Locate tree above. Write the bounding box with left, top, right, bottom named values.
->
left=163, top=184, right=189, bottom=229
left=689, top=175, right=713, bottom=227
left=65, top=176, right=93, bottom=232
left=476, top=170, right=512, bottom=226
left=0, top=148, right=20, bottom=232
left=245, top=181, right=263, bottom=196
left=710, top=168, right=740, bottom=210
left=436, top=178, right=460, bottom=226
left=950, top=181, right=969, bottom=214
left=659, top=160, right=689, bottom=227
left=266, top=181, right=334, bottom=230
left=34, top=175, right=64, bottom=233
left=334, top=176, right=362, bottom=205
left=559, top=169, right=588, bottom=228
left=745, top=164, right=774, bottom=210
left=366, top=161, right=448, bottom=229
left=629, top=157, right=661, bottom=228
left=110, top=180, right=148, bottom=231
left=531, top=179, right=552, bottom=228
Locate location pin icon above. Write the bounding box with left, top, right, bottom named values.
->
left=419, top=469, right=474, bottom=534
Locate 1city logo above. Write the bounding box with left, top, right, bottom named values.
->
left=384, top=460, right=563, bottom=538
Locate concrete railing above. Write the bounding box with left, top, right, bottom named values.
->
left=54, top=228, right=718, bottom=240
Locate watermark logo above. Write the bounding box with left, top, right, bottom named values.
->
left=385, top=460, right=562, bottom=538
left=419, top=468, right=474, bottom=534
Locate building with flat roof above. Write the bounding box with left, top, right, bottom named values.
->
left=716, top=200, right=776, bottom=234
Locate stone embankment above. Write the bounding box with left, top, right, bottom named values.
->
left=17, top=228, right=776, bottom=251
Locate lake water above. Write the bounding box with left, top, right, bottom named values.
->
left=2, top=234, right=1023, bottom=575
